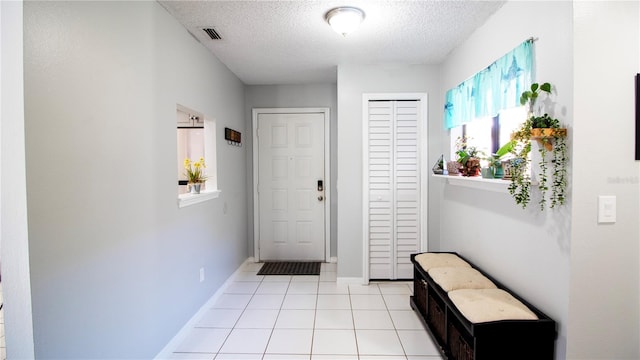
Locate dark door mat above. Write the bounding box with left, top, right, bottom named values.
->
left=258, top=261, right=321, bottom=275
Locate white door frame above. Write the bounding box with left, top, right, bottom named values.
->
left=252, top=107, right=331, bottom=262
left=362, top=93, right=428, bottom=283
left=1, top=1, right=36, bottom=357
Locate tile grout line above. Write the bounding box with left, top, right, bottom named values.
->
left=213, top=272, right=262, bottom=359
left=259, top=275, right=289, bottom=359
left=349, top=282, right=364, bottom=359
left=307, top=277, right=319, bottom=360
left=380, top=286, right=410, bottom=359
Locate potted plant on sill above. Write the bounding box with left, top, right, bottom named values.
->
left=485, top=140, right=515, bottom=179
left=432, top=154, right=446, bottom=175
left=455, top=136, right=483, bottom=177
left=184, top=157, right=207, bottom=194
left=509, top=82, right=568, bottom=210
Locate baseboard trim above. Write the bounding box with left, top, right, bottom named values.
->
left=154, top=258, right=253, bottom=359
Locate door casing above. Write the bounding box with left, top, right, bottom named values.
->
left=252, top=108, right=331, bottom=262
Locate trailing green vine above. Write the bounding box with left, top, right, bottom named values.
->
left=550, top=135, right=568, bottom=208
left=508, top=116, right=533, bottom=209
left=538, top=141, right=548, bottom=210
left=508, top=156, right=531, bottom=209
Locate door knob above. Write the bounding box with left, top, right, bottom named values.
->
left=318, top=195, right=324, bottom=201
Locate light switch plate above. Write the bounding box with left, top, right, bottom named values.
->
left=598, top=195, right=616, bottom=224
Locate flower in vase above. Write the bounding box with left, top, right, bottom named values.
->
left=184, top=157, right=207, bottom=184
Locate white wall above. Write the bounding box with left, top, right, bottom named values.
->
left=438, top=2, right=573, bottom=359
left=23, top=1, right=247, bottom=358
left=244, top=84, right=338, bottom=257
left=336, top=64, right=442, bottom=279
left=569, top=2, right=639, bottom=358
left=0, top=1, right=36, bottom=358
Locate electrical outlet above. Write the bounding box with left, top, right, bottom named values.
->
left=199, top=267, right=205, bottom=282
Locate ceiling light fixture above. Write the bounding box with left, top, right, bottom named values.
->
left=325, top=6, right=365, bottom=37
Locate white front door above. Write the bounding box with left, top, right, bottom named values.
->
left=255, top=111, right=326, bottom=261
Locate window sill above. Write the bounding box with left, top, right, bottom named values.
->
left=433, top=174, right=512, bottom=193
left=178, top=190, right=221, bottom=208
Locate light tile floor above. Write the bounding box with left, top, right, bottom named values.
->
left=169, top=262, right=443, bottom=360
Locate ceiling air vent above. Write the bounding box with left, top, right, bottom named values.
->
left=202, top=27, right=222, bottom=40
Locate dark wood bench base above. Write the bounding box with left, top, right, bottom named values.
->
left=410, top=252, right=557, bottom=360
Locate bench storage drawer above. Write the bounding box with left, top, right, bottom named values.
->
left=412, top=269, right=428, bottom=318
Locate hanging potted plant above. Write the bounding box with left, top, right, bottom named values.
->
left=509, top=82, right=568, bottom=209
left=529, top=113, right=568, bottom=150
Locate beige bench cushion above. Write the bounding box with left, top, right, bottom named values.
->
left=449, top=288, right=539, bottom=324
left=427, top=267, right=497, bottom=292
left=415, top=253, right=471, bottom=272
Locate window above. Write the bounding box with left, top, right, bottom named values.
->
left=176, top=104, right=220, bottom=207
left=450, top=106, right=527, bottom=165
left=444, top=39, right=533, bottom=163
left=498, top=107, right=527, bottom=149
left=176, top=127, right=205, bottom=181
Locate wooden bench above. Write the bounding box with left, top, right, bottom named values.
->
left=410, top=252, right=557, bottom=360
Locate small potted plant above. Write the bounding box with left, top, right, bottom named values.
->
left=184, top=157, right=207, bottom=194
left=529, top=113, right=567, bottom=151
left=485, top=140, right=515, bottom=179
left=432, top=154, right=445, bottom=175
left=455, top=136, right=483, bottom=177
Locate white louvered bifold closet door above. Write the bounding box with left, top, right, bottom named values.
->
left=367, top=100, right=420, bottom=280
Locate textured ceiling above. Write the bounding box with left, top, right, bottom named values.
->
left=159, top=0, right=505, bottom=85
